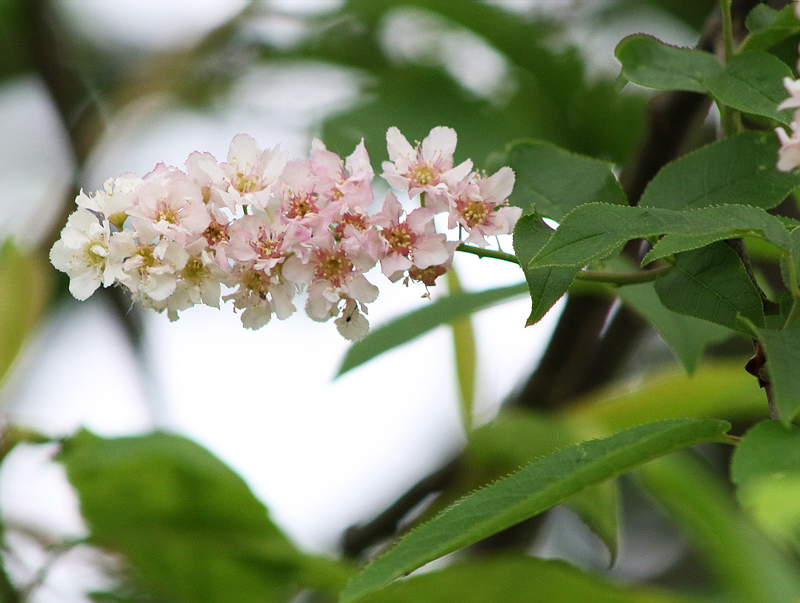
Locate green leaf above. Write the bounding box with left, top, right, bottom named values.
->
left=640, top=131, right=800, bottom=210
left=566, top=362, right=766, bottom=432
left=642, top=205, right=791, bottom=264
left=654, top=243, right=765, bottom=331
left=447, top=269, right=477, bottom=433
left=454, top=410, right=620, bottom=561
left=741, top=5, right=800, bottom=53
left=0, top=240, right=50, bottom=384
left=59, top=430, right=339, bottom=603
left=640, top=451, right=800, bottom=603
left=529, top=204, right=791, bottom=270
left=731, top=420, right=800, bottom=552
left=513, top=214, right=580, bottom=325
left=360, top=555, right=701, bottom=603
left=339, top=418, right=731, bottom=603
left=503, top=140, right=627, bottom=219
left=616, top=281, right=732, bottom=373
left=614, top=34, right=721, bottom=93
left=754, top=325, right=800, bottom=422
left=337, top=282, right=527, bottom=376
left=704, top=51, right=794, bottom=126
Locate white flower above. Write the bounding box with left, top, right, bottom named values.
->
left=49, top=209, right=115, bottom=300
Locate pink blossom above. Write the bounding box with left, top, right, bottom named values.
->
left=448, top=167, right=522, bottom=247
left=371, top=192, right=456, bottom=280
left=381, top=126, right=472, bottom=210
left=221, top=134, right=287, bottom=210
left=126, top=163, right=211, bottom=246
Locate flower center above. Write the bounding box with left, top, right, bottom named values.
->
left=315, top=250, right=352, bottom=286
left=462, top=200, right=489, bottom=227
left=204, top=221, right=228, bottom=246
left=286, top=194, right=316, bottom=218
left=384, top=224, right=415, bottom=255
left=236, top=172, right=261, bottom=194
left=409, top=164, right=436, bottom=187
left=182, top=257, right=206, bottom=285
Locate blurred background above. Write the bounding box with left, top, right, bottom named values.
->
left=0, top=0, right=717, bottom=599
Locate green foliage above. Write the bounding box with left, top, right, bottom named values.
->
left=654, top=243, right=764, bottom=331
left=360, top=555, right=699, bottom=603
left=504, top=140, right=628, bottom=218
left=615, top=35, right=721, bottom=93
left=616, top=281, right=732, bottom=373
left=527, top=204, right=792, bottom=271
left=752, top=326, right=800, bottom=422
left=640, top=452, right=800, bottom=603
left=512, top=214, right=580, bottom=325
left=58, top=430, right=351, bottom=602
left=741, top=4, right=800, bottom=53
left=731, top=421, right=800, bottom=553
left=0, top=240, right=50, bottom=385
left=639, top=132, right=800, bottom=210
left=340, top=419, right=731, bottom=602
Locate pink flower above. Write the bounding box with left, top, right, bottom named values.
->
left=126, top=163, right=211, bottom=246
left=282, top=233, right=379, bottom=322
left=381, top=126, right=472, bottom=210
left=220, top=134, right=287, bottom=210
left=371, top=192, right=456, bottom=280
left=448, top=167, right=522, bottom=247
left=108, top=222, right=189, bottom=302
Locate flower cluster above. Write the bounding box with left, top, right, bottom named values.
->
left=50, top=127, right=521, bottom=340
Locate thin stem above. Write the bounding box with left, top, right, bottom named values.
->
left=784, top=294, right=800, bottom=329
left=577, top=263, right=673, bottom=285
left=456, top=244, right=519, bottom=264
left=455, top=244, right=672, bottom=285
left=720, top=0, right=734, bottom=59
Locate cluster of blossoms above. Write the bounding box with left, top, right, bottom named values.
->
left=50, top=127, right=521, bottom=340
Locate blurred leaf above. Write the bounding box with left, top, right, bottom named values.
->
left=340, top=418, right=731, bottom=603
left=616, top=281, right=732, bottom=373
left=753, top=325, right=800, bottom=423
left=640, top=131, right=800, bottom=210
left=361, top=555, right=700, bottom=603
left=447, top=269, right=476, bottom=433
left=0, top=240, right=51, bottom=385
left=503, top=140, right=627, bottom=218
left=731, top=420, right=800, bottom=550
left=654, top=243, right=765, bottom=331
left=337, top=282, right=527, bottom=376
left=741, top=4, right=800, bottom=53
left=566, top=362, right=765, bottom=431
left=529, top=204, right=791, bottom=270
left=615, top=34, right=721, bottom=93
left=318, top=2, right=644, bottom=166
left=512, top=214, right=580, bottom=325
left=59, top=430, right=349, bottom=603
left=599, top=0, right=716, bottom=32
left=704, top=51, right=794, bottom=126
left=0, top=0, right=32, bottom=80
left=639, top=451, right=800, bottom=603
